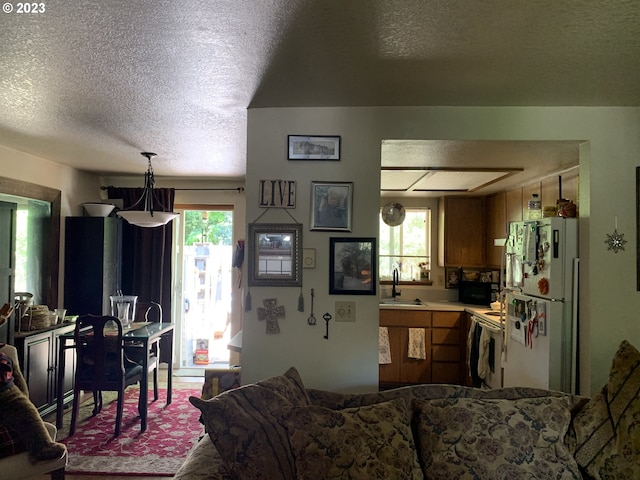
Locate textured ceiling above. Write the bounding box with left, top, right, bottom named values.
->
left=0, top=1, right=638, bottom=180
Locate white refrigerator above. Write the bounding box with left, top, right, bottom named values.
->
left=503, top=217, right=578, bottom=393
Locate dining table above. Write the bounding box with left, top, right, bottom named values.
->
left=56, top=321, right=175, bottom=431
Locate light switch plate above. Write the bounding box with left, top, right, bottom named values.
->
left=335, top=301, right=355, bottom=322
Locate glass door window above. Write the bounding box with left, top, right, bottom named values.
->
left=176, top=209, right=233, bottom=370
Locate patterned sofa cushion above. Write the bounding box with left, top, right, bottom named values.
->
left=189, top=367, right=310, bottom=480
left=415, top=396, right=582, bottom=479
left=172, top=436, right=233, bottom=480
left=283, top=398, right=423, bottom=480
left=573, top=340, right=640, bottom=479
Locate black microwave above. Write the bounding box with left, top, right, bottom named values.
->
left=458, top=281, right=499, bottom=306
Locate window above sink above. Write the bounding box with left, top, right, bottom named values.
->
left=379, top=207, right=432, bottom=285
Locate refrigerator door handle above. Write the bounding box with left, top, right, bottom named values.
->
left=571, top=258, right=580, bottom=394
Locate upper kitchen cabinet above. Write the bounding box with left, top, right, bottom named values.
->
left=438, top=196, right=486, bottom=267
left=485, top=192, right=507, bottom=268
left=506, top=189, right=523, bottom=223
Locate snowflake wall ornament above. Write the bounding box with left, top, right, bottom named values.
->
left=604, top=216, right=626, bottom=253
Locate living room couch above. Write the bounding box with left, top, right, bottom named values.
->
left=179, top=340, right=640, bottom=480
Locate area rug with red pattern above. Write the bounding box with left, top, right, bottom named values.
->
left=52, top=382, right=205, bottom=476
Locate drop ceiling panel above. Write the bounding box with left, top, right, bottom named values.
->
left=381, top=169, right=516, bottom=192
left=380, top=170, right=429, bottom=190
left=413, top=171, right=508, bottom=191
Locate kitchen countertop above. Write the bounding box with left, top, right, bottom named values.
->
left=380, top=300, right=505, bottom=325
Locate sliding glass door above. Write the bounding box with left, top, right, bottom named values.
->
left=173, top=208, right=233, bottom=373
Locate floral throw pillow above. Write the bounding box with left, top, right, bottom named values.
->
left=283, top=398, right=423, bottom=480
left=573, top=340, right=640, bottom=479
left=415, top=396, right=581, bottom=479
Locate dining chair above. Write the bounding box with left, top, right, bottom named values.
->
left=69, top=314, right=144, bottom=437
left=126, top=301, right=162, bottom=401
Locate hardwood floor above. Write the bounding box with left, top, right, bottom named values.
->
left=35, top=369, right=204, bottom=480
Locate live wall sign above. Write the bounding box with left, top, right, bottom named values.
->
left=258, top=180, right=296, bottom=208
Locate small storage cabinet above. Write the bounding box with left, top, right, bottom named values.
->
left=14, top=323, right=75, bottom=417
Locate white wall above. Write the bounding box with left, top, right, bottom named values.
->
left=246, top=106, right=640, bottom=395
left=244, top=110, right=382, bottom=392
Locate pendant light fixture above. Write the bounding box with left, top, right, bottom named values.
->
left=117, top=152, right=179, bottom=228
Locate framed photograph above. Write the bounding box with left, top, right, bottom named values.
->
left=310, top=181, right=353, bottom=231
left=329, top=237, right=376, bottom=295
left=445, top=267, right=460, bottom=289
left=247, top=223, right=302, bottom=287
left=288, top=135, right=341, bottom=161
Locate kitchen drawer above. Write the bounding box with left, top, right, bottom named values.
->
left=432, top=311, right=461, bottom=328
left=432, top=328, right=460, bottom=345
left=380, top=310, right=431, bottom=327
left=432, top=344, right=460, bottom=362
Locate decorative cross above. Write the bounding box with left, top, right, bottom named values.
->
left=257, top=298, right=285, bottom=334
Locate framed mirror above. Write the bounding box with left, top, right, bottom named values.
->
left=248, top=223, right=302, bottom=287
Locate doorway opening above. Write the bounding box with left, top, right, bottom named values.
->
left=176, top=208, right=234, bottom=372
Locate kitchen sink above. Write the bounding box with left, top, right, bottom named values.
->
left=380, top=298, right=424, bottom=306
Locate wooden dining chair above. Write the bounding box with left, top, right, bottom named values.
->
left=126, top=301, right=162, bottom=400
left=69, top=314, right=144, bottom=437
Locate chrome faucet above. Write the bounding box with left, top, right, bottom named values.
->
left=392, top=268, right=401, bottom=298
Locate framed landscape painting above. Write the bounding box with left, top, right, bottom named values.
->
left=288, top=135, right=341, bottom=160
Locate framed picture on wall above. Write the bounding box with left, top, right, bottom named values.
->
left=310, top=181, right=353, bottom=231
left=288, top=135, right=341, bottom=160
left=329, top=237, right=376, bottom=295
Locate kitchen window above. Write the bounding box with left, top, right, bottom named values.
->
left=379, top=207, right=431, bottom=283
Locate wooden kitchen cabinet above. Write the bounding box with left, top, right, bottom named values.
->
left=438, top=196, right=486, bottom=267
left=14, top=323, right=75, bottom=417
left=379, top=309, right=466, bottom=389
left=505, top=188, right=523, bottom=224
left=379, top=310, right=431, bottom=388
left=431, top=311, right=465, bottom=384
left=485, top=192, right=507, bottom=268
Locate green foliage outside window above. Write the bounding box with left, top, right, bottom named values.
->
left=379, top=208, right=431, bottom=281
left=184, top=210, right=233, bottom=246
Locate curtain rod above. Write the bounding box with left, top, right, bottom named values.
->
left=101, top=186, right=244, bottom=192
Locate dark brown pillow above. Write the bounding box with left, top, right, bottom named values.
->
left=189, top=367, right=309, bottom=480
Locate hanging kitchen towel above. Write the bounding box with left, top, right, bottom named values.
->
left=477, top=325, right=491, bottom=380
left=408, top=328, right=426, bottom=359
left=467, top=316, right=478, bottom=368
left=468, top=321, right=483, bottom=388
left=379, top=327, right=392, bottom=364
